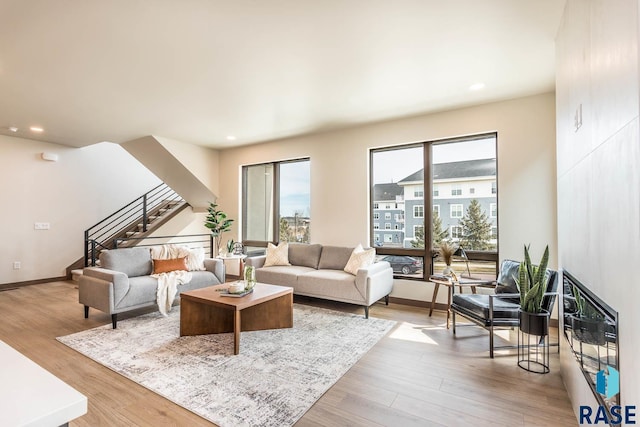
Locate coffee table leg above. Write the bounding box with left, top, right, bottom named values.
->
left=234, top=310, right=241, bottom=355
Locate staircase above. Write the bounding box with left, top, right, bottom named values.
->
left=66, top=183, right=188, bottom=278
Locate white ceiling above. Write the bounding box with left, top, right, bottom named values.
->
left=0, top=0, right=566, bottom=149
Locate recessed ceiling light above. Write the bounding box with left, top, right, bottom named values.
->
left=30, top=126, right=44, bottom=133
left=226, top=135, right=236, bottom=141
left=469, top=83, right=485, bottom=91
left=8, top=126, right=18, bottom=132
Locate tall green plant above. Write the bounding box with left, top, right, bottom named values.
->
left=517, top=244, right=549, bottom=313
left=204, top=202, right=234, bottom=256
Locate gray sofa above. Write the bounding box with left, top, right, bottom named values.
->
left=245, top=243, right=394, bottom=318
left=79, top=247, right=225, bottom=328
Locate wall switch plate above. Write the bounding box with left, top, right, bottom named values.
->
left=13, top=261, right=21, bottom=270
left=34, top=222, right=50, bottom=230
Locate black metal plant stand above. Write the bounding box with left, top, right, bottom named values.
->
left=517, top=310, right=550, bottom=374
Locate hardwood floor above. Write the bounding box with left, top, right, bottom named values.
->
left=0, top=281, right=577, bottom=426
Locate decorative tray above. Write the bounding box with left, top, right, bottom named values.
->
left=219, top=288, right=254, bottom=298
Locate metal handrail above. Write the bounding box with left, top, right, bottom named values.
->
left=114, top=234, right=214, bottom=257
left=84, top=183, right=185, bottom=266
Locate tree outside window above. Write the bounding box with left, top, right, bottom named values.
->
left=459, top=199, right=493, bottom=250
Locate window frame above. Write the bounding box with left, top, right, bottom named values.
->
left=242, top=158, right=310, bottom=249
left=369, top=133, right=499, bottom=280
left=490, top=203, right=497, bottom=218
left=450, top=204, right=463, bottom=219
left=413, top=205, right=424, bottom=218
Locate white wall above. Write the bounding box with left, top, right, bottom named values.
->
left=0, top=136, right=161, bottom=284
left=556, top=0, right=640, bottom=413
left=218, top=93, right=558, bottom=303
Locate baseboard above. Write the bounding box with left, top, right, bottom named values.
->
left=388, top=296, right=448, bottom=311
left=0, top=276, right=68, bottom=291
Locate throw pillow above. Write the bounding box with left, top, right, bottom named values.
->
left=152, top=257, right=188, bottom=274
left=263, top=242, right=291, bottom=267
left=344, top=244, right=376, bottom=275
left=184, top=246, right=206, bottom=271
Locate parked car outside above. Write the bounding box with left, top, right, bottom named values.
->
left=380, top=255, right=423, bottom=275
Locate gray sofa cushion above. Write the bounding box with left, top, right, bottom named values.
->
left=256, top=265, right=316, bottom=288
left=116, top=271, right=220, bottom=310
left=100, top=247, right=152, bottom=277
left=318, top=246, right=354, bottom=270
left=116, top=275, right=157, bottom=309
left=297, top=269, right=363, bottom=303
left=288, top=243, right=323, bottom=269
left=184, top=271, right=222, bottom=288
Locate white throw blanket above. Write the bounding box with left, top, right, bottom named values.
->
left=153, top=270, right=192, bottom=316
left=150, top=245, right=193, bottom=316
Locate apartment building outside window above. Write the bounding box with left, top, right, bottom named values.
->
left=451, top=184, right=462, bottom=196
left=414, top=205, right=424, bottom=218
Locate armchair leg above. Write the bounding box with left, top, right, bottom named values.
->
left=490, top=323, right=494, bottom=358
left=84, top=305, right=89, bottom=319
left=452, top=311, right=456, bottom=335
left=111, top=314, right=118, bottom=329
left=385, top=295, right=389, bottom=305
left=364, top=306, right=369, bottom=319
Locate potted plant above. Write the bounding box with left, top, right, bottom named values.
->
left=204, top=202, right=234, bottom=257
left=569, top=285, right=606, bottom=345
left=516, top=244, right=550, bottom=336
left=438, top=240, right=456, bottom=276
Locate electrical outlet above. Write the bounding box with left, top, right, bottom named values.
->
left=34, top=222, right=50, bottom=230
left=13, top=261, right=21, bottom=270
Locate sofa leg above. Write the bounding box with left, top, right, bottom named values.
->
left=111, top=314, right=118, bottom=329
left=84, top=305, right=89, bottom=319
left=364, top=306, right=369, bottom=319
left=385, top=295, right=389, bottom=305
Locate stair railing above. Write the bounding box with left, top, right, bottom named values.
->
left=84, top=183, right=184, bottom=266
left=114, top=234, right=215, bottom=257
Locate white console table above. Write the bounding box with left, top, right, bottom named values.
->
left=0, top=340, right=87, bottom=426
left=217, top=254, right=247, bottom=279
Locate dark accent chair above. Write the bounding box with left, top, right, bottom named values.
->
left=451, top=259, right=558, bottom=358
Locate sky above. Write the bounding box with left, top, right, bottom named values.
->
left=372, top=136, right=496, bottom=184
left=279, top=160, right=311, bottom=217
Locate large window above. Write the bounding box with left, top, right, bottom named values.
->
left=242, top=159, right=310, bottom=250
left=370, top=134, right=498, bottom=280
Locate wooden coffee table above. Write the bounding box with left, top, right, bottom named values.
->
left=179, top=283, right=293, bottom=355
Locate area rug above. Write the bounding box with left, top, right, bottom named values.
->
left=57, top=304, right=395, bottom=427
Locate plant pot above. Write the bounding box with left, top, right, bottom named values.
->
left=519, top=310, right=549, bottom=336
left=570, top=315, right=606, bottom=345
